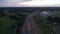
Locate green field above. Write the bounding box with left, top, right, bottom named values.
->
left=0, top=16, right=17, bottom=34
left=41, top=24, right=52, bottom=34
left=39, top=15, right=53, bottom=34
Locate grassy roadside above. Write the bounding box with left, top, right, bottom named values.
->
left=0, top=16, right=17, bottom=34
left=41, top=23, right=52, bottom=34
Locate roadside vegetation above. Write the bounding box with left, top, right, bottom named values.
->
left=0, top=10, right=28, bottom=34
left=0, top=16, right=17, bottom=34
left=39, top=11, right=60, bottom=34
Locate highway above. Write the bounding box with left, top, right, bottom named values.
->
left=21, top=11, right=40, bottom=34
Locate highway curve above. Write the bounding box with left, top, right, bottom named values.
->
left=21, top=11, right=41, bottom=34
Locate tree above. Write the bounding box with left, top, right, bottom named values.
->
left=47, top=16, right=53, bottom=21
left=0, top=11, right=4, bottom=16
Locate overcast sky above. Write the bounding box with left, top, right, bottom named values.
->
left=0, top=0, right=60, bottom=7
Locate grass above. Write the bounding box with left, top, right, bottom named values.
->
left=0, top=16, right=17, bottom=34
left=39, top=19, right=52, bottom=34
left=41, top=24, right=52, bottom=34
left=39, top=14, right=58, bottom=34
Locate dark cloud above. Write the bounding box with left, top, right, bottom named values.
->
left=0, top=0, right=32, bottom=7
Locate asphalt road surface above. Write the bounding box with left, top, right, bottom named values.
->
left=21, top=11, right=40, bottom=34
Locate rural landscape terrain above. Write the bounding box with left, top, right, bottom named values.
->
left=0, top=7, right=60, bottom=34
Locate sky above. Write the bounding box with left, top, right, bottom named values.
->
left=0, top=0, right=60, bottom=7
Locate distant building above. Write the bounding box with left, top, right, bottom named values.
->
left=40, top=11, right=53, bottom=18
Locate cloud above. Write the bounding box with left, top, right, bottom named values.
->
left=0, top=0, right=60, bottom=7
left=17, top=0, right=60, bottom=7
left=0, top=0, right=17, bottom=7
left=0, top=0, right=31, bottom=7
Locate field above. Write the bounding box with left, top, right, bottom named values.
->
left=0, top=16, right=17, bottom=34
left=41, top=23, right=52, bottom=34
left=0, top=10, right=29, bottom=34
